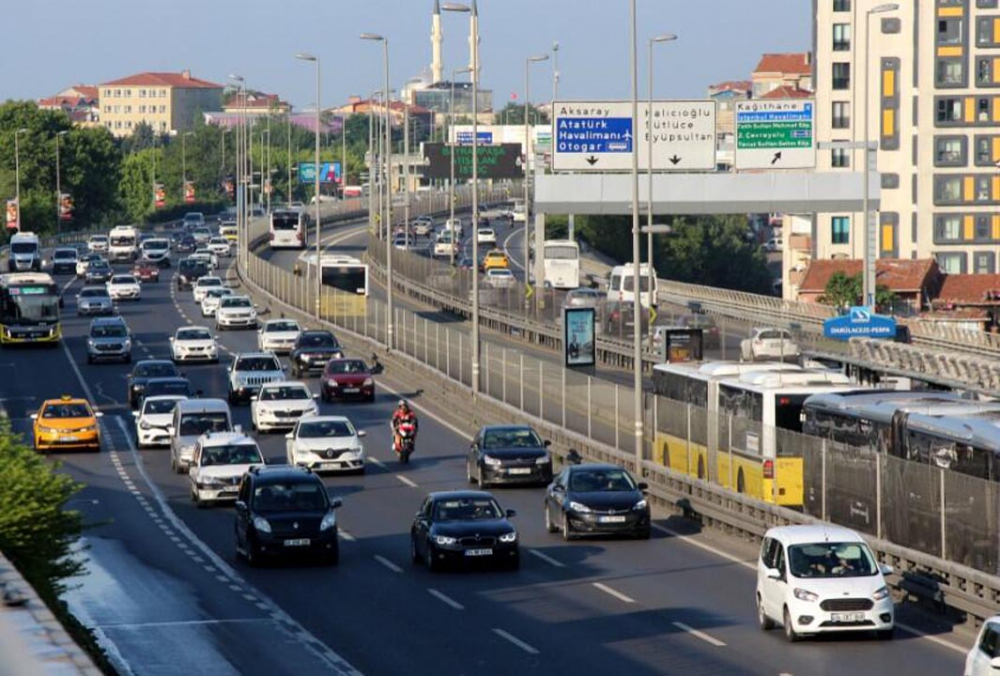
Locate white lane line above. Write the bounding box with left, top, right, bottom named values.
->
left=339, top=530, right=356, bottom=542
left=396, top=475, right=418, bottom=488
left=492, top=628, right=539, bottom=655
left=592, top=582, right=636, bottom=604
left=652, top=524, right=754, bottom=570
left=427, top=588, right=464, bottom=611
left=528, top=549, right=565, bottom=568
left=894, top=623, right=967, bottom=654
left=368, top=457, right=387, bottom=468
left=671, top=621, right=726, bottom=647
left=373, top=555, right=402, bottom=574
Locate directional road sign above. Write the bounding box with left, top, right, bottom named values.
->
left=823, top=306, right=897, bottom=340
left=455, top=131, right=494, bottom=146
left=735, top=100, right=816, bottom=170
left=552, top=100, right=717, bottom=172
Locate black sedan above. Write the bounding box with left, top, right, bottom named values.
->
left=127, top=360, right=180, bottom=408
left=289, top=330, right=344, bottom=377
left=544, top=463, right=651, bottom=540
left=175, top=234, right=197, bottom=253
left=141, top=377, right=197, bottom=405
left=410, top=491, right=519, bottom=571
left=85, top=260, right=113, bottom=284
left=467, top=425, right=553, bottom=488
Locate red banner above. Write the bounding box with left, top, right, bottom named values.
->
left=184, top=181, right=195, bottom=204
left=154, top=183, right=166, bottom=209
left=59, top=193, right=73, bottom=221
left=5, top=199, right=18, bottom=231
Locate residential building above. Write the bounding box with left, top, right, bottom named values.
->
left=98, top=70, right=223, bottom=137
left=330, top=98, right=435, bottom=140
left=796, top=257, right=942, bottom=314
left=707, top=80, right=752, bottom=139
left=813, top=0, right=1000, bottom=288
left=221, top=91, right=290, bottom=116
left=752, top=53, right=813, bottom=99
left=38, top=85, right=100, bottom=127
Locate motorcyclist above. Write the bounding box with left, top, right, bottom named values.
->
left=391, top=400, right=418, bottom=452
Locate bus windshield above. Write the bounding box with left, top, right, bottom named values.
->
left=4, top=286, right=59, bottom=323
left=544, top=245, right=578, bottom=260
left=321, top=265, right=367, bottom=295
left=272, top=213, right=300, bottom=230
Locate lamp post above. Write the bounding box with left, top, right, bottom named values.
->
left=524, top=54, right=549, bottom=306
left=287, top=111, right=293, bottom=204
left=450, top=67, right=472, bottom=267
left=14, top=128, right=28, bottom=219
left=220, top=127, right=230, bottom=178
left=228, top=74, right=246, bottom=270
left=261, top=128, right=272, bottom=213
left=361, top=33, right=394, bottom=349
left=55, top=130, right=68, bottom=231
left=552, top=41, right=560, bottom=102
left=646, top=33, right=678, bottom=340
left=295, top=52, right=323, bottom=320
left=863, top=3, right=898, bottom=309
left=443, top=0, right=481, bottom=394
left=340, top=113, right=347, bottom=198
left=628, top=0, right=643, bottom=467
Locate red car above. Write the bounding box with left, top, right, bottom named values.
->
left=320, top=358, right=375, bottom=402
left=132, top=258, right=160, bottom=283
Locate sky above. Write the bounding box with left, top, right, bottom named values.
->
left=5, top=0, right=811, bottom=107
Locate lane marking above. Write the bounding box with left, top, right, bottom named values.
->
left=396, top=475, right=418, bottom=488
left=592, top=582, right=636, bottom=604
left=492, top=628, right=539, bottom=655
left=671, top=621, right=726, bottom=647
left=427, top=588, right=464, bottom=611
left=373, top=555, right=402, bottom=574
left=338, top=530, right=356, bottom=542
left=99, top=618, right=267, bottom=629
left=528, top=549, right=565, bottom=568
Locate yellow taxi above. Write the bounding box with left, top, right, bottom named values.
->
left=482, top=250, right=510, bottom=272
left=31, top=396, right=102, bottom=453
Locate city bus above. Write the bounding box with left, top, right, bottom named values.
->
left=270, top=210, right=307, bottom=249
left=542, top=239, right=580, bottom=290
left=301, top=254, right=369, bottom=317
left=0, top=272, right=62, bottom=345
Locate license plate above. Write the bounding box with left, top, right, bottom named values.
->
left=284, top=538, right=310, bottom=547
left=465, top=548, right=493, bottom=557
left=59, top=435, right=78, bottom=442
left=599, top=515, right=627, bottom=523
left=830, top=612, right=865, bottom=622
left=508, top=468, right=532, bottom=475
left=342, top=388, right=359, bottom=393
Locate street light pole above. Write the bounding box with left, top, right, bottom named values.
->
left=295, top=52, right=322, bottom=319
left=524, top=54, right=549, bottom=306
left=14, top=128, right=27, bottom=210
left=55, top=131, right=67, bottom=231
left=229, top=75, right=246, bottom=271
left=341, top=113, right=347, bottom=198
left=449, top=67, right=472, bottom=267
left=629, top=0, right=644, bottom=467
left=287, top=111, right=293, bottom=203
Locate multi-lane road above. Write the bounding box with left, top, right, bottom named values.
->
left=1, top=228, right=970, bottom=675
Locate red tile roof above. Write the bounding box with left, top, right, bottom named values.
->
left=72, top=85, right=99, bottom=100
left=38, top=96, right=93, bottom=109
left=936, top=274, right=1000, bottom=305
left=798, top=258, right=939, bottom=294
left=100, top=71, right=222, bottom=89
left=709, top=80, right=752, bottom=94
left=761, top=85, right=813, bottom=99
left=754, top=53, right=812, bottom=76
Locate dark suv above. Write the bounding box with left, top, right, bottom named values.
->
left=127, top=359, right=180, bottom=408
left=234, top=466, right=342, bottom=566
left=289, top=330, right=343, bottom=377
left=176, top=258, right=209, bottom=290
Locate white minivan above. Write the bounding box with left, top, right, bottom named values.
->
left=966, top=615, right=1000, bottom=675
left=607, top=263, right=657, bottom=309
left=270, top=210, right=306, bottom=249
left=756, top=525, right=894, bottom=642
left=169, top=398, right=234, bottom=473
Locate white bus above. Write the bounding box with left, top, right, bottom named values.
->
left=542, top=239, right=580, bottom=290
left=269, top=210, right=307, bottom=249
left=607, top=263, right=656, bottom=308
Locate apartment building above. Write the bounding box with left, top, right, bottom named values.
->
left=812, top=0, right=1000, bottom=286
left=99, top=70, right=223, bottom=137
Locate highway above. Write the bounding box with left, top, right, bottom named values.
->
left=0, top=238, right=969, bottom=675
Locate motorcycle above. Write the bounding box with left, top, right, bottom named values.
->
left=394, top=421, right=417, bottom=463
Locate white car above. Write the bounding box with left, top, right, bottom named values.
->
left=756, top=525, right=894, bottom=642
left=763, top=236, right=783, bottom=253
left=413, top=217, right=435, bottom=237
left=251, top=381, right=319, bottom=432
left=433, top=233, right=458, bottom=258
left=207, top=237, right=231, bottom=257
left=88, top=235, right=109, bottom=253
left=485, top=268, right=515, bottom=289
left=132, top=395, right=187, bottom=449
left=193, top=248, right=219, bottom=270
left=285, top=416, right=366, bottom=474
left=257, top=318, right=302, bottom=354
left=188, top=432, right=264, bottom=506
left=107, top=274, right=142, bottom=301
left=966, top=614, right=1000, bottom=675
left=477, top=228, right=497, bottom=245
left=192, top=276, right=224, bottom=303
left=740, top=327, right=801, bottom=362
left=170, top=326, right=218, bottom=363
left=200, top=287, right=234, bottom=317
left=215, top=295, right=257, bottom=330
left=392, top=236, right=413, bottom=251
left=140, top=238, right=171, bottom=266
left=444, top=217, right=463, bottom=237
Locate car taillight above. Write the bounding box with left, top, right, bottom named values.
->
left=297, top=232, right=304, bottom=243
left=269, top=233, right=275, bottom=241
left=763, top=459, right=774, bottom=479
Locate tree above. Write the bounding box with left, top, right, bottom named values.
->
left=119, top=148, right=157, bottom=222
left=120, top=121, right=156, bottom=155
left=494, top=102, right=549, bottom=126
left=820, top=271, right=897, bottom=311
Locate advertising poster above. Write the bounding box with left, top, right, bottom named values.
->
left=563, top=307, right=596, bottom=368
left=6, top=199, right=18, bottom=230
left=184, top=181, right=196, bottom=204
left=59, top=193, right=73, bottom=221
left=154, top=183, right=166, bottom=208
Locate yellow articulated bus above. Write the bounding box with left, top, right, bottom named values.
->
left=652, top=362, right=859, bottom=507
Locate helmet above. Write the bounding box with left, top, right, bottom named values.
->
left=397, top=399, right=409, bottom=410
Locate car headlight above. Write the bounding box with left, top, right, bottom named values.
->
left=320, top=511, right=337, bottom=531
left=499, top=532, right=518, bottom=543
left=37, top=425, right=59, bottom=434
left=180, top=444, right=194, bottom=456
left=363, top=378, right=374, bottom=386
left=434, top=535, right=457, bottom=546
left=535, top=454, right=551, bottom=465
left=568, top=501, right=592, bottom=513
left=87, top=339, right=95, bottom=347
left=139, top=420, right=152, bottom=430
left=123, top=339, right=132, bottom=350
left=76, top=425, right=97, bottom=433
left=200, top=476, right=224, bottom=487
left=872, top=586, right=890, bottom=601
left=253, top=516, right=271, bottom=534
left=132, top=384, right=144, bottom=391
left=633, top=499, right=648, bottom=511
left=325, top=378, right=338, bottom=388
left=793, top=588, right=819, bottom=603
left=483, top=455, right=502, bottom=467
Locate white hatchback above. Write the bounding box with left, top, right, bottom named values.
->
left=756, top=525, right=894, bottom=642
left=966, top=615, right=1000, bottom=676
left=170, top=326, right=218, bottom=363
left=188, top=432, right=264, bottom=506
left=251, top=381, right=318, bottom=432
left=285, top=415, right=367, bottom=474
left=207, top=237, right=231, bottom=257
left=107, top=274, right=142, bottom=301
left=257, top=318, right=302, bottom=354
left=133, top=395, right=187, bottom=449
left=476, top=228, right=497, bottom=245
left=200, top=287, right=234, bottom=317
left=193, top=276, right=224, bottom=303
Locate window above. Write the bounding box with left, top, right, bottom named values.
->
left=978, top=58, right=1000, bottom=87
left=831, top=216, right=850, bottom=244
left=980, top=97, right=992, bottom=121
left=980, top=624, right=1000, bottom=659
left=160, top=89, right=168, bottom=98
left=935, top=137, right=965, bottom=165
left=936, top=176, right=963, bottom=202
left=159, top=105, right=166, bottom=113
left=937, top=97, right=963, bottom=123
left=937, top=59, right=966, bottom=86
left=938, top=18, right=964, bottom=45
left=833, top=23, right=851, bottom=51
left=977, top=216, right=992, bottom=239
left=976, top=252, right=996, bottom=274
left=124, top=105, right=131, bottom=114
left=975, top=136, right=999, bottom=165
left=138, top=105, right=145, bottom=114
left=978, top=16, right=1000, bottom=46
left=832, top=62, right=851, bottom=90
left=977, top=176, right=993, bottom=201
left=831, top=147, right=850, bottom=168
left=936, top=252, right=966, bottom=273
left=139, top=89, right=146, bottom=98
left=832, top=101, right=850, bottom=129
left=937, top=215, right=962, bottom=241
left=978, top=0, right=998, bottom=8
left=834, top=0, right=851, bottom=10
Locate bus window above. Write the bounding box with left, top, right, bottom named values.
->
left=772, top=394, right=809, bottom=433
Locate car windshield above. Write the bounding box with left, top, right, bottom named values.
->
left=325, top=360, right=366, bottom=375
left=266, top=321, right=299, bottom=332
left=221, top=298, right=251, bottom=308
left=91, top=324, right=127, bottom=338
left=89, top=261, right=109, bottom=271
left=111, top=276, right=137, bottom=285
left=135, top=363, right=177, bottom=378
left=235, top=357, right=280, bottom=371
left=143, top=398, right=182, bottom=415
left=11, top=242, right=37, bottom=254
left=90, top=237, right=108, bottom=243
left=200, top=443, right=261, bottom=467
left=759, top=330, right=791, bottom=341
left=482, top=428, right=543, bottom=449
left=299, top=333, right=337, bottom=348
left=54, top=250, right=76, bottom=260
left=177, top=328, right=211, bottom=341
left=569, top=469, right=636, bottom=493
left=178, top=412, right=229, bottom=436
left=433, top=497, right=503, bottom=522
left=489, top=270, right=512, bottom=277
left=198, top=278, right=222, bottom=287
left=210, top=238, right=227, bottom=245
left=253, top=482, right=328, bottom=512
left=297, top=420, right=354, bottom=438
left=79, top=289, right=108, bottom=298
left=206, top=289, right=231, bottom=299
left=788, top=542, right=878, bottom=579
left=146, top=381, right=191, bottom=397
left=260, top=386, right=310, bottom=401
left=42, top=403, right=92, bottom=418
left=145, top=240, right=168, bottom=250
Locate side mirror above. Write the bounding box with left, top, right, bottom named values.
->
left=357, top=430, right=367, bottom=438
left=637, top=482, right=649, bottom=492
left=169, top=337, right=175, bottom=342
left=505, top=509, right=517, bottom=519
left=543, top=439, right=552, bottom=448
left=234, top=501, right=247, bottom=513
left=95, top=411, right=104, bottom=418
left=131, top=411, right=140, bottom=418
left=166, top=425, right=175, bottom=435
left=766, top=568, right=782, bottom=581
left=330, top=498, right=344, bottom=510
left=30, top=413, right=38, bottom=420
left=312, top=393, right=319, bottom=399
left=879, top=563, right=894, bottom=576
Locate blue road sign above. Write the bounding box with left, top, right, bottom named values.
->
left=456, top=131, right=493, bottom=146
left=556, top=117, right=633, bottom=155
left=298, top=162, right=342, bottom=184
left=823, top=306, right=897, bottom=340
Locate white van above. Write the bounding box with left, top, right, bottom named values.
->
left=607, top=263, right=657, bottom=308
left=7, top=232, right=41, bottom=272
left=108, top=225, right=139, bottom=262
left=270, top=210, right=306, bottom=249
left=169, top=398, right=234, bottom=473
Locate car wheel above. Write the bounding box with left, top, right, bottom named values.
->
left=245, top=537, right=260, bottom=568
left=227, top=391, right=236, bottom=405
left=636, top=527, right=651, bottom=540
left=757, top=595, right=775, bottom=630
left=544, top=504, right=557, bottom=533
left=783, top=607, right=800, bottom=642
left=561, top=514, right=575, bottom=541
left=410, top=537, right=420, bottom=564
left=505, top=552, right=520, bottom=571
left=424, top=543, right=438, bottom=572
left=466, top=460, right=475, bottom=484
left=321, top=390, right=330, bottom=403
left=170, top=455, right=180, bottom=473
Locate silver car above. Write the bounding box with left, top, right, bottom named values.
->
left=86, top=316, right=132, bottom=363
left=76, top=286, right=115, bottom=316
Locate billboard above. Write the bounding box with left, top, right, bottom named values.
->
left=184, top=181, right=196, bottom=204
left=423, top=143, right=522, bottom=180
left=5, top=199, right=18, bottom=231
left=154, top=183, right=166, bottom=209
left=59, top=193, right=73, bottom=221
left=299, top=162, right=342, bottom=184
left=563, top=307, right=596, bottom=368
